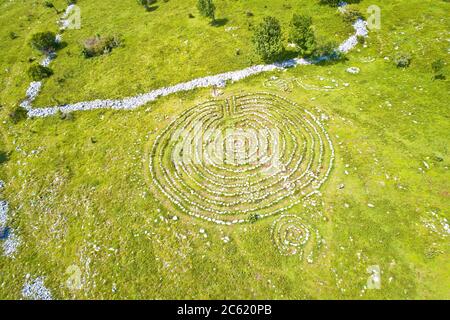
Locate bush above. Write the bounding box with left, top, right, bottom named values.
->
left=252, top=16, right=283, bottom=62
left=342, top=6, right=364, bottom=24
left=288, top=14, right=316, bottom=56
left=313, top=40, right=346, bottom=61
left=394, top=53, right=411, bottom=68
left=9, top=32, right=18, bottom=40
left=82, top=35, right=121, bottom=58
left=9, top=106, right=28, bottom=124
left=431, top=59, right=446, bottom=80
left=58, top=110, right=75, bottom=121
left=357, top=35, right=365, bottom=44
left=197, top=0, right=215, bottom=22
left=28, top=65, right=53, bottom=81
left=248, top=213, right=259, bottom=223
left=138, top=0, right=157, bottom=11
left=319, top=0, right=361, bottom=6
left=44, top=1, right=54, bottom=9
left=29, top=32, right=58, bottom=54
left=318, top=0, right=341, bottom=6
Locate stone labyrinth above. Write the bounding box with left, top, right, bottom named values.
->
left=271, top=214, right=323, bottom=258
left=264, top=76, right=346, bottom=92
left=149, top=92, right=334, bottom=225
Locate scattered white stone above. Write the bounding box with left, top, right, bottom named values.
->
left=0, top=200, right=8, bottom=229
left=338, top=19, right=368, bottom=53
left=225, top=26, right=239, bottom=32
left=222, top=236, right=230, bottom=243
left=172, top=216, right=178, bottom=221
left=368, top=203, right=375, bottom=208
left=20, top=81, right=42, bottom=110
left=22, top=277, right=53, bottom=300
left=3, top=228, right=20, bottom=258
left=0, top=180, right=4, bottom=189
left=346, top=67, right=361, bottom=74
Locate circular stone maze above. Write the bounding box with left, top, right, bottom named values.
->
left=149, top=92, right=334, bottom=225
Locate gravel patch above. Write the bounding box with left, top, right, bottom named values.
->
left=346, top=67, right=361, bottom=74
left=0, top=200, right=8, bottom=229
left=3, top=228, right=20, bottom=258
left=20, top=81, right=42, bottom=110
left=22, top=276, right=53, bottom=300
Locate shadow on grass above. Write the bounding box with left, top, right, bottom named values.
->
left=145, top=5, right=159, bottom=12
left=0, top=151, right=9, bottom=165
left=266, top=48, right=348, bottom=68
left=313, top=51, right=348, bottom=66
left=57, top=41, right=68, bottom=51
left=0, top=227, right=10, bottom=240
left=212, top=18, right=229, bottom=27
left=275, top=49, right=300, bottom=62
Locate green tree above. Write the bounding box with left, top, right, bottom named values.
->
left=252, top=16, right=283, bottom=62
left=197, top=0, right=215, bottom=22
left=289, top=14, right=316, bottom=56
left=29, top=32, right=58, bottom=54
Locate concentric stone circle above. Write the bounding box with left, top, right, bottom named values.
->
left=149, top=92, right=334, bottom=225
left=271, top=214, right=321, bottom=258
left=271, top=215, right=311, bottom=256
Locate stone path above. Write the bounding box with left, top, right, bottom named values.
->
left=20, top=6, right=368, bottom=118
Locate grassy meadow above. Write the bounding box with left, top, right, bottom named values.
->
left=0, top=0, right=449, bottom=299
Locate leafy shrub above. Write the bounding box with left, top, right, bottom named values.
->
left=44, top=1, right=54, bottom=9
left=342, top=6, right=364, bottom=23
left=197, top=0, right=216, bottom=21
left=319, top=0, right=361, bottom=6
left=394, top=53, right=411, bottom=68
left=357, top=35, right=365, bottom=44
left=431, top=59, right=446, bottom=80
left=9, top=32, right=18, bottom=40
left=82, top=35, right=121, bottom=58
left=28, top=65, right=53, bottom=81
left=248, top=213, right=259, bottom=223
left=313, top=40, right=346, bottom=61
left=9, top=106, right=28, bottom=124
left=138, top=0, right=157, bottom=11
left=252, top=16, right=283, bottom=62
left=288, top=14, right=316, bottom=56
left=58, top=110, right=75, bottom=121
left=29, top=32, right=58, bottom=54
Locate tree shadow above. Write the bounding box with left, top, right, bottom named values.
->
left=0, top=227, right=10, bottom=240
left=56, top=41, right=68, bottom=51
left=212, top=18, right=229, bottom=27
left=145, top=5, right=159, bottom=12
left=276, top=48, right=300, bottom=62
left=0, top=151, right=9, bottom=165
left=313, top=54, right=348, bottom=66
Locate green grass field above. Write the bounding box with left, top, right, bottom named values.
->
left=0, top=0, right=449, bottom=299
